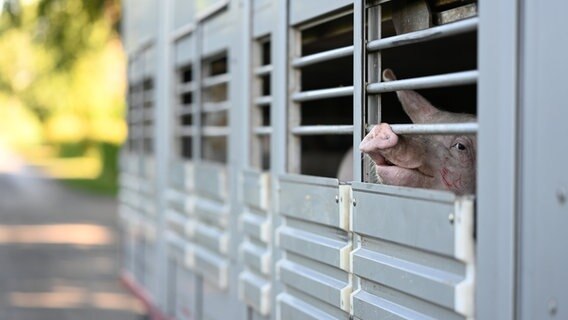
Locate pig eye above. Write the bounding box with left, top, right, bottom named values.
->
left=454, top=142, right=467, bottom=151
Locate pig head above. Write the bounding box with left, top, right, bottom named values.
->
left=359, top=69, right=476, bottom=195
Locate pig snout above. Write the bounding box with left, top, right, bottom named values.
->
left=360, top=124, right=398, bottom=152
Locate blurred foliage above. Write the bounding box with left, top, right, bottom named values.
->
left=0, top=0, right=126, bottom=194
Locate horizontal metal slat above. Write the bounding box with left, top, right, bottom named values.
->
left=187, top=245, right=229, bottom=290
left=239, top=272, right=271, bottom=316
left=277, top=293, right=338, bottom=320
left=352, top=247, right=463, bottom=310
left=253, top=126, right=272, bottom=136
left=176, top=81, right=196, bottom=94
left=292, top=86, right=353, bottom=102
left=177, top=126, right=195, bottom=137
left=195, top=198, right=229, bottom=229
left=241, top=241, right=270, bottom=275
left=176, top=105, right=194, bottom=116
left=243, top=170, right=270, bottom=210
left=366, top=123, right=478, bottom=135
left=195, top=222, right=228, bottom=254
left=278, top=178, right=346, bottom=230
left=291, top=125, right=353, bottom=136
left=172, top=23, right=196, bottom=42
left=279, top=260, right=350, bottom=311
left=366, top=70, right=477, bottom=94
left=241, top=212, right=270, bottom=243
left=367, top=17, right=478, bottom=52
left=278, top=226, right=350, bottom=270
left=254, top=96, right=272, bottom=106
left=352, top=290, right=433, bottom=320
left=202, top=101, right=229, bottom=113
left=194, top=162, right=227, bottom=200
left=202, top=73, right=230, bottom=88
left=292, top=46, right=353, bottom=68
left=202, top=126, right=229, bottom=137
left=351, top=186, right=455, bottom=257
left=254, top=64, right=273, bottom=76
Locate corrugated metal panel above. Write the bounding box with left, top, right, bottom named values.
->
left=239, top=169, right=271, bottom=316
left=289, top=0, right=352, bottom=26
left=174, top=33, right=196, bottom=67
left=279, top=175, right=349, bottom=230
left=187, top=162, right=230, bottom=290
left=252, top=0, right=274, bottom=38
left=350, top=182, right=475, bottom=319
left=275, top=175, right=351, bottom=319
left=201, top=9, right=233, bottom=57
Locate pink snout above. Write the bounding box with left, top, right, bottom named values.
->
left=360, top=123, right=398, bottom=151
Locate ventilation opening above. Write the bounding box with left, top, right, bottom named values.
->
left=291, top=12, right=354, bottom=178
left=177, top=64, right=193, bottom=160
left=202, top=52, right=229, bottom=163
left=252, top=38, right=272, bottom=170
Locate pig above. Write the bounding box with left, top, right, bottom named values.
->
left=359, top=69, right=476, bottom=195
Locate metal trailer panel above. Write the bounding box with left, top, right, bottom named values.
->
left=476, top=0, right=519, bottom=318
left=350, top=182, right=475, bottom=319
left=174, top=0, right=195, bottom=30
left=289, top=0, right=353, bottom=26
left=252, top=0, right=274, bottom=38
left=174, top=33, right=196, bottom=68
left=518, top=1, right=568, bottom=319
left=200, top=9, right=234, bottom=58
left=239, top=170, right=272, bottom=316
left=122, top=0, right=158, bottom=53
left=275, top=175, right=352, bottom=318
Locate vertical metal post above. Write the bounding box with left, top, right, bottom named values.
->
left=363, top=3, right=381, bottom=183
left=287, top=24, right=301, bottom=174
left=270, top=0, right=288, bottom=315
left=154, top=0, right=173, bottom=310
left=476, top=0, right=519, bottom=318
left=353, top=0, right=364, bottom=182
left=193, top=26, right=203, bottom=161
left=518, top=1, right=568, bottom=319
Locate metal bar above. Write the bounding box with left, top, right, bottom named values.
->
left=253, top=126, right=272, bottom=135
left=254, top=65, right=273, bottom=76
left=195, top=0, right=230, bottom=22
left=202, top=126, right=229, bottom=137
left=176, top=82, right=196, bottom=94
left=255, top=96, right=272, bottom=106
left=177, top=126, right=195, bottom=137
left=366, top=70, right=478, bottom=94
left=292, top=46, right=353, bottom=68
left=202, top=73, right=229, bottom=88
left=291, top=125, right=353, bottom=135
left=176, top=105, right=194, bottom=116
left=202, top=102, right=229, bottom=113
left=292, top=86, right=354, bottom=102
left=171, top=23, right=196, bottom=42
left=366, top=122, right=478, bottom=135
left=367, top=17, right=478, bottom=52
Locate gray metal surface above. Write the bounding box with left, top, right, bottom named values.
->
left=350, top=182, right=475, bottom=319
left=518, top=1, right=568, bottom=319
left=119, top=0, right=568, bottom=319
left=476, top=0, right=518, bottom=318
left=289, top=0, right=352, bottom=26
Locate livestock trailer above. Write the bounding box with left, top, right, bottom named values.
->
left=118, top=0, right=568, bottom=319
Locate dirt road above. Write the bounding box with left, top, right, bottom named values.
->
left=0, top=149, right=145, bottom=320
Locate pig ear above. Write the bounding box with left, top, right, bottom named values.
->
left=382, top=68, right=439, bottom=123
left=382, top=68, right=397, bottom=82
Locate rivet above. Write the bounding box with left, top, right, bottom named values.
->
left=548, top=298, right=558, bottom=316
left=353, top=199, right=357, bottom=207
left=448, top=213, right=455, bottom=224
left=335, top=195, right=339, bottom=203
left=557, top=188, right=566, bottom=205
